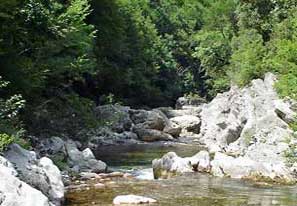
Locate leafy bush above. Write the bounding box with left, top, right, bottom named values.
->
left=0, top=77, right=25, bottom=150
left=229, top=29, right=267, bottom=87
left=0, top=133, right=14, bottom=152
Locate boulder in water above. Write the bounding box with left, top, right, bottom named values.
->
left=113, top=195, right=157, bottom=205
left=152, top=151, right=210, bottom=179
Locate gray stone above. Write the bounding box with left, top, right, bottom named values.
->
left=37, top=136, right=66, bottom=157
left=152, top=73, right=297, bottom=183
left=0, top=164, right=51, bottom=206
left=152, top=151, right=210, bottom=179
left=87, top=127, right=139, bottom=146
left=176, top=96, right=206, bottom=109
left=113, top=195, right=157, bottom=205
left=39, top=157, right=64, bottom=205
left=95, top=104, right=132, bottom=133
left=170, top=115, right=201, bottom=134
left=65, top=140, right=107, bottom=173
left=210, top=152, right=294, bottom=183
left=133, top=127, right=174, bottom=142
left=129, top=109, right=167, bottom=131
left=274, top=100, right=296, bottom=124
left=157, top=107, right=202, bottom=118
left=4, top=144, right=65, bottom=205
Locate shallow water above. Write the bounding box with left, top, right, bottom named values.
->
left=66, top=143, right=297, bottom=206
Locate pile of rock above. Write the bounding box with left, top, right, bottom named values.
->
left=153, top=150, right=295, bottom=184
left=153, top=73, right=297, bottom=184
left=0, top=144, right=64, bottom=206
left=36, top=137, right=107, bottom=173
left=87, top=105, right=185, bottom=146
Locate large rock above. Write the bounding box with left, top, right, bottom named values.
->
left=95, top=105, right=132, bottom=133
left=154, top=109, right=181, bottom=137
left=0, top=157, right=52, bottom=206
left=133, top=127, right=174, bottom=142
left=4, top=144, right=65, bottom=205
left=211, top=152, right=294, bottom=183
left=151, top=73, right=297, bottom=183
left=152, top=151, right=210, bottom=179
left=87, top=128, right=138, bottom=146
left=39, top=157, right=64, bottom=204
left=113, top=195, right=157, bottom=205
left=176, top=96, right=206, bottom=109
left=129, top=109, right=167, bottom=131
left=37, top=136, right=67, bottom=157
left=130, top=109, right=181, bottom=141
left=199, top=73, right=295, bottom=152
left=0, top=156, right=17, bottom=176
left=274, top=100, right=296, bottom=124
left=65, top=140, right=107, bottom=173
left=199, top=73, right=295, bottom=157
left=170, top=115, right=201, bottom=134
left=157, top=107, right=202, bottom=118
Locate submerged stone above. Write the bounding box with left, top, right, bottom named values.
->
left=113, top=195, right=157, bottom=205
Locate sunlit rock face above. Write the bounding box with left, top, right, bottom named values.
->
left=197, top=73, right=297, bottom=182
left=152, top=151, right=210, bottom=179
left=153, top=73, right=297, bottom=183
left=4, top=144, right=65, bottom=205
left=0, top=153, right=53, bottom=206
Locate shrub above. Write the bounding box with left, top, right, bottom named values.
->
left=0, top=133, right=14, bottom=152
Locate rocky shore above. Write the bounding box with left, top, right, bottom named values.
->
left=1, top=73, right=297, bottom=205
left=153, top=73, right=297, bottom=184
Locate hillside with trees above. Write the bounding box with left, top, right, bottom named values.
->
left=1, top=0, right=297, bottom=148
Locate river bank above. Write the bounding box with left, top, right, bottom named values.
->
left=1, top=73, right=297, bottom=206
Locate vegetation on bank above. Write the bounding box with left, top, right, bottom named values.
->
left=1, top=0, right=297, bottom=148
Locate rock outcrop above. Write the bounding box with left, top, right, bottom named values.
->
left=36, top=137, right=108, bottom=173
left=0, top=164, right=52, bottom=206
left=198, top=73, right=296, bottom=183
left=95, top=105, right=132, bottom=133
left=1, top=144, right=64, bottom=206
left=87, top=105, right=182, bottom=145
left=65, top=140, right=107, bottom=173
left=210, top=152, right=293, bottom=183
left=4, top=144, right=64, bottom=205
left=170, top=115, right=201, bottom=134
left=153, top=73, right=297, bottom=183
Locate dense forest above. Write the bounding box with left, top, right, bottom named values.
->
left=1, top=0, right=297, bottom=150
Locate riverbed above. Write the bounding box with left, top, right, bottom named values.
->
left=65, top=143, right=297, bottom=206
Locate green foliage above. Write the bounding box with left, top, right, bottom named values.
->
left=14, top=136, right=31, bottom=150
left=2, top=0, right=297, bottom=139
left=229, top=29, right=267, bottom=86
left=51, top=154, right=68, bottom=170
left=0, top=0, right=96, bottom=98
left=0, top=133, right=14, bottom=152
left=284, top=143, right=297, bottom=165
left=65, top=94, right=99, bottom=129
left=193, top=31, right=232, bottom=97
left=0, top=77, right=25, bottom=137
left=264, top=8, right=297, bottom=99
left=289, top=121, right=297, bottom=132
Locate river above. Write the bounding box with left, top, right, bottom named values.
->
left=65, top=143, right=297, bottom=206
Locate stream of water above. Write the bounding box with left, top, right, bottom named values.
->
left=65, top=143, right=297, bottom=206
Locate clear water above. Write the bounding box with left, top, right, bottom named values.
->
left=65, top=143, right=297, bottom=206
